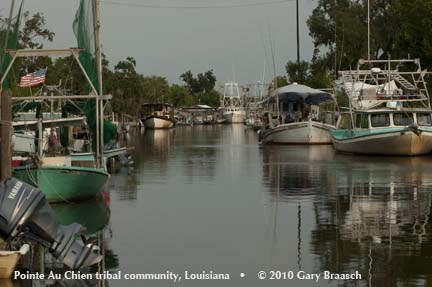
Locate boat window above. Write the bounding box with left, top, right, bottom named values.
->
left=338, top=114, right=352, bottom=129
left=355, top=113, right=369, bottom=129
left=417, top=113, right=432, bottom=126
left=393, top=113, right=414, bottom=126
left=370, top=113, right=390, bottom=127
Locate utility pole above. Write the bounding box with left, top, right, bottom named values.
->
left=367, top=0, right=370, bottom=60
left=296, top=0, right=300, bottom=63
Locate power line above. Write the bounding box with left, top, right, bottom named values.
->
left=100, top=0, right=294, bottom=9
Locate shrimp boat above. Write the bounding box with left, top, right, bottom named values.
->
left=221, top=83, right=246, bottom=123
left=140, top=103, right=175, bottom=129
left=2, top=0, right=116, bottom=202
left=259, top=83, right=336, bottom=144
left=331, top=58, right=432, bottom=156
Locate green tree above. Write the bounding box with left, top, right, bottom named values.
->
left=180, top=69, right=219, bottom=107
left=286, top=61, right=309, bottom=84
left=307, top=0, right=432, bottom=70
left=273, top=75, right=288, bottom=88
left=19, top=11, right=55, bottom=49
left=168, top=84, right=193, bottom=107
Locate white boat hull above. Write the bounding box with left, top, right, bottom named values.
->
left=260, top=120, right=333, bottom=144
left=223, top=111, right=245, bottom=123
left=332, top=131, right=432, bottom=156
left=143, top=116, right=174, bottom=129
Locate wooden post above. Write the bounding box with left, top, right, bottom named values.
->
left=1, top=90, right=12, bottom=180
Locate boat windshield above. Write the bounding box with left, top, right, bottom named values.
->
left=417, top=113, right=432, bottom=126
left=393, top=113, right=414, bottom=126
left=370, top=113, right=390, bottom=127
left=355, top=114, right=369, bottom=129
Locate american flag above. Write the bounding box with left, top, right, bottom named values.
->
left=19, top=68, right=47, bottom=88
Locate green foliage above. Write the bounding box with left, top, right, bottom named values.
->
left=19, top=11, right=55, bottom=49
left=286, top=61, right=309, bottom=84
left=1, top=6, right=222, bottom=115
left=285, top=59, right=333, bottom=89
left=179, top=69, right=220, bottom=107
left=180, top=70, right=216, bottom=94
left=273, top=75, right=288, bottom=88
left=168, top=84, right=194, bottom=107
left=307, top=0, right=432, bottom=71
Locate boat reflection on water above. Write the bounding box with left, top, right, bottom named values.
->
left=10, top=194, right=119, bottom=287
left=140, top=129, right=173, bottom=159
left=51, top=193, right=111, bottom=234
left=262, top=146, right=432, bottom=286
left=262, top=145, right=335, bottom=199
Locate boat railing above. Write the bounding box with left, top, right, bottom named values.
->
left=339, top=68, right=430, bottom=105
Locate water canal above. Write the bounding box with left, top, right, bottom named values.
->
left=8, top=125, right=432, bottom=286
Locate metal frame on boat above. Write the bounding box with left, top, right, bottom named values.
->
left=331, top=58, right=432, bottom=156
left=0, top=48, right=111, bottom=202
left=221, top=83, right=246, bottom=124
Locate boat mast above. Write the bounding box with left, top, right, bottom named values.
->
left=296, top=0, right=300, bottom=63
left=94, top=0, right=104, bottom=168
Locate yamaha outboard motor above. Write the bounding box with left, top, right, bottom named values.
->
left=0, top=178, right=102, bottom=269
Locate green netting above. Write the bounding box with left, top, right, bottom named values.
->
left=72, top=0, right=99, bottom=94
left=72, top=0, right=117, bottom=145
left=0, top=1, right=23, bottom=90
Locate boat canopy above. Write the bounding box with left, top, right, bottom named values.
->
left=267, top=83, right=334, bottom=105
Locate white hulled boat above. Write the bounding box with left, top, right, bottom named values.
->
left=221, top=83, right=246, bottom=123
left=259, top=83, right=336, bottom=144
left=331, top=58, right=432, bottom=156
left=140, top=103, right=175, bottom=129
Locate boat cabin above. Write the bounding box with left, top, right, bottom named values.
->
left=140, top=103, right=174, bottom=120
left=337, top=110, right=432, bottom=130
left=265, top=83, right=336, bottom=125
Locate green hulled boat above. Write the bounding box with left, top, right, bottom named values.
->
left=13, top=164, right=109, bottom=203
left=332, top=58, right=432, bottom=156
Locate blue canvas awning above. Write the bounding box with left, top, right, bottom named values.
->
left=266, top=83, right=334, bottom=105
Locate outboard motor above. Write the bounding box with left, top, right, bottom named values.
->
left=0, top=178, right=102, bottom=269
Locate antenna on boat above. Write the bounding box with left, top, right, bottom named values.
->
left=261, top=58, right=266, bottom=98
left=268, top=25, right=280, bottom=124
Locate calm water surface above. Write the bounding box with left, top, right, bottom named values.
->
left=105, top=125, right=432, bottom=287
left=10, top=125, right=432, bottom=287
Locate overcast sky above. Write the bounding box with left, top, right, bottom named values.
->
left=1, top=0, right=318, bottom=85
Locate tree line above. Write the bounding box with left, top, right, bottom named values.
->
left=0, top=11, right=221, bottom=119
left=2, top=0, right=432, bottom=116
left=282, top=0, right=432, bottom=89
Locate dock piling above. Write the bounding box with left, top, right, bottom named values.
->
left=0, top=90, right=12, bottom=180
